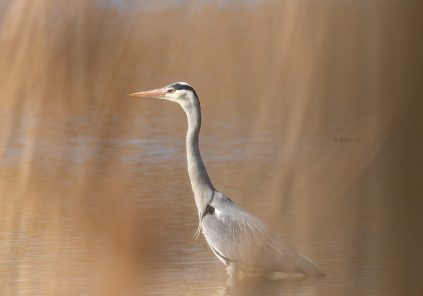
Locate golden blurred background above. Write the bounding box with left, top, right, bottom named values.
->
left=0, top=0, right=422, bottom=295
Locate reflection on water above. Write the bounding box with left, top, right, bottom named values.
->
left=1, top=0, right=422, bottom=295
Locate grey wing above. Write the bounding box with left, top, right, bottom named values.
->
left=201, top=193, right=323, bottom=276
left=201, top=194, right=294, bottom=271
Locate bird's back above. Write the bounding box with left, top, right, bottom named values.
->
left=201, top=191, right=323, bottom=277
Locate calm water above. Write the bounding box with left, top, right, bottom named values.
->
left=1, top=1, right=422, bottom=295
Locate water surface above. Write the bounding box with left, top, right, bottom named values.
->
left=0, top=1, right=422, bottom=295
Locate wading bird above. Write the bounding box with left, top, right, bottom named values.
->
left=129, top=82, right=323, bottom=284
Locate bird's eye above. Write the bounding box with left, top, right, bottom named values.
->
left=168, top=88, right=175, bottom=93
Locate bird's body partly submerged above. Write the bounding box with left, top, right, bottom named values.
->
left=130, top=82, right=323, bottom=283
left=202, top=191, right=323, bottom=278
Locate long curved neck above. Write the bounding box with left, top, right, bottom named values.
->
left=181, top=99, right=215, bottom=219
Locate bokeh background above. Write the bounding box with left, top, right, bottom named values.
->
left=1, top=0, right=422, bottom=295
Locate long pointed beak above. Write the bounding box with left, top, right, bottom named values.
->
left=128, top=87, right=169, bottom=98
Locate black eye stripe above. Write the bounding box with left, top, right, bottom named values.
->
left=170, top=83, right=193, bottom=92
left=169, top=83, right=198, bottom=98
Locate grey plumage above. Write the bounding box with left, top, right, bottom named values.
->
left=129, top=82, right=323, bottom=281
left=202, top=191, right=323, bottom=277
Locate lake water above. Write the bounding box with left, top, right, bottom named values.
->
left=0, top=1, right=422, bottom=295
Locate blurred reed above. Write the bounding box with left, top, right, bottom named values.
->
left=0, top=0, right=422, bottom=295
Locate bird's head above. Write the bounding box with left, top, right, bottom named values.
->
left=129, top=82, right=198, bottom=106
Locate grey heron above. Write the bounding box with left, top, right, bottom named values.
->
left=129, top=82, right=324, bottom=283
